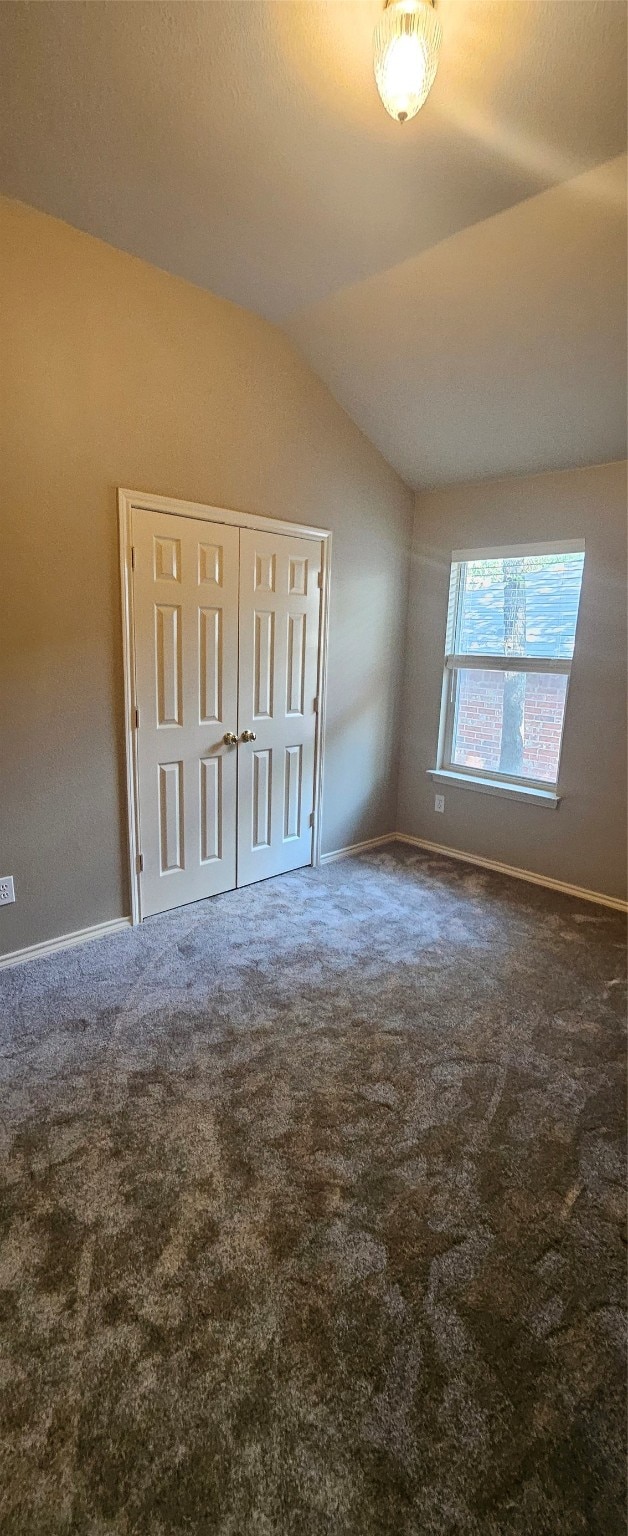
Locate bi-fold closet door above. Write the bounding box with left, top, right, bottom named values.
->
left=132, top=509, right=322, bottom=919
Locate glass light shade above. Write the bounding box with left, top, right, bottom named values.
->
left=374, top=0, right=442, bottom=123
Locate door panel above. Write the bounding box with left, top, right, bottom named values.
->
left=237, top=529, right=322, bottom=887
left=254, top=610, right=275, bottom=717
left=158, top=760, right=183, bottom=872
left=200, top=755, right=222, bottom=863
left=155, top=604, right=182, bottom=725
left=133, top=510, right=239, bottom=917
left=252, top=748, right=272, bottom=849
left=199, top=607, right=222, bottom=723
left=284, top=744, right=303, bottom=839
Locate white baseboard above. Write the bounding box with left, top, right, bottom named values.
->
left=319, top=833, right=395, bottom=865
left=0, top=917, right=133, bottom=971
left=395, top=834, right=628, bottom=913
left=320, top=831, right=626, bottom=911
left=2, top=834, right=624, bottom=971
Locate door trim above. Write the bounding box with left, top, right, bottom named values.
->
left=118, top=488, right=332, bottom=924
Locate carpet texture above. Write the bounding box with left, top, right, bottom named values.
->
left=0, top=845, right=626, bottom=1535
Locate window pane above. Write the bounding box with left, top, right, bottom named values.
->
left=451, top=668, right=568, bottom=784
left=454, top=552, right=584, bottom=660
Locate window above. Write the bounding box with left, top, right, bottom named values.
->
left=435, top=542, right=585, bottom=798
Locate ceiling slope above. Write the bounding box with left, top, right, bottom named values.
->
left=0, top=1, right=626, bottom=486
left=287, top=155, right=628, bottom=488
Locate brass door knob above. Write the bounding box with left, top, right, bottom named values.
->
left=223, top=732, right=237, bottom=745
left=241, top=729, right=257, bottom=742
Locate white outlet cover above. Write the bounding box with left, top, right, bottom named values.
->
left=0, top=876, right=16, bottom=905
left=434, top=795, right=445, bottom=813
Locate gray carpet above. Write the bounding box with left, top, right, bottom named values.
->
left=0, top=844, right=626, bottom=1535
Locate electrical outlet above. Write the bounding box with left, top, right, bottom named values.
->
left=434, top=795, right=445, bottom=814
left=0, top=876, right=15, bottom=906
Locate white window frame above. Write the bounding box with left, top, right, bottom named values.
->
left=431, top=540, right=585, bottom=805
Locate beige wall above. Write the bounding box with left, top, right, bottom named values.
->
left=0, top=197, right=413, bottom=956
left=398, top=461, right=628, bottom=902
left=3, top=196, right=624, bottom=959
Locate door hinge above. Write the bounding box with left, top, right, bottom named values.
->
left=317, top=569, right=323, bottom=588
left=137, top=853, right=144, bottom=874
left=134, top=707, right=140, bottom=729
left=309, top=811, right=314, bottom=828
left=313, top=696, right=319, bottom=714
left=131, top=546, right=136, bottom=570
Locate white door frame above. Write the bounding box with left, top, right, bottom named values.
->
left=118, top=488, right=332, bottom=925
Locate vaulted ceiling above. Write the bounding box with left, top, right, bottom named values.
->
left=1, top=1, right=626, bottom=487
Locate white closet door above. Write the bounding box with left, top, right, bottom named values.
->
left=237, top=528, right=322, bottom=888
left=133, top=510, right=239, bottom=917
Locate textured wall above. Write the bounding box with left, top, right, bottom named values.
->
left=0, top=197, right=412, bottom=956
left=398, top=461, right=628, bottom=901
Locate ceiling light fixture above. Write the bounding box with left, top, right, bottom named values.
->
left=373, top=0, right=442, bottom=124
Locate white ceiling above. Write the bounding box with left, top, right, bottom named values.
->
left=1, top=1, right=626, bottom=487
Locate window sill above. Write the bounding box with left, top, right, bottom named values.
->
left=427, top=768, right=560, bottom=809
